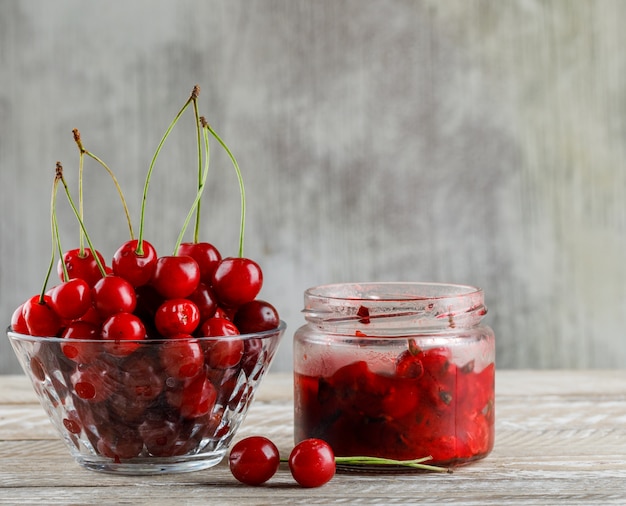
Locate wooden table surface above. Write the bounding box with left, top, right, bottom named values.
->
left=1, top=370, right=625, bottom=505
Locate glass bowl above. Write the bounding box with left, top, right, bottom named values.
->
left=7, top=321, right=285, bottom=475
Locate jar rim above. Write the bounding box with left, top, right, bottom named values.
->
left=302, top=282, right=487, bottom=331
left=305, top=282, right=483, bottom=302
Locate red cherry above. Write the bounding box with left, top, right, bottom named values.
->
left=234, top=300, right=279, bottom=334
left=70, top=358, right=118, bottom=403
left=289, top=438, right=336, bottom=488
left=112, top=239, right=158, bottom=287
left=187, top=282, right=219, bottom=322
left=133, top=284, right=165, bottom=322
left=151, top=255, right=200, bottom=299
left=57, top=248, right=106, bottom=287
left=199, top=317, right=240, bottom=337
left=177, top=242, right=222, bottom=285
left=10, top=303, right=29, bottom=334
left=92, top=275, right=137, bottom=319
left=101, top=312, right=146, bottom=356
left=229, top=436, right=280, bottom=486
left=61, top=321, right=101, bottom=363
left=76, top=306, right=102, bottom=326
left=159, top=334, right=205, bottom=380
left=154, top=298, right=200, bottom=337
left=211, top=257, right=263, bottom=307
left=49, top=278, right=92, bottom=320
left=96, top=425, right=144, bottom=461
left=166, top=374, right=217, bottom=419
left=22, top=295, right=62, bottom=337
left=200, top=318, right=243, bottom=369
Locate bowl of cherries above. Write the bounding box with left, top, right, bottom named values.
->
left=7, top=86, right=286, bottom=475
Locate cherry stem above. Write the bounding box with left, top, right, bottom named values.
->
left=39, top=172, right=62, bottom=303
left=173, top=118, right=211, bottom=255
left=205, top=122, right=246, bottom=258
left=56, top=162, right=107, bottom=277
left=192, top=97, right=203, bottom=244
left=77, top=133, right=85, bottom=256
left=277, top=455, right=451, bottom=473
left=333, top=455, right=452, bottom=473
left=136, top=85, right=200, bottom=256
left=73, top=129, right=135, bottom=240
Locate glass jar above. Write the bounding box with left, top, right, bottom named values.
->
left=293, top=282, right=495, bottom=468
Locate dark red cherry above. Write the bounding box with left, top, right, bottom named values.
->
left=151, top=255, right=200, bottom=299
left=234, top=300, right=279, bottom=334
left=229, top=436, right=280, bottom=486
left=154, top=299, right=200, bottom=337
left=49, top=278, right=92, bottom=320
left=70, top=358, right=119, bottom=403
left=92, top=275, right=137, bottom=319
left=22, top=295, right=62, bottom=337
left=187, top=282, right=218, bottom=322
left=57, top=248, right=106, bottom=287
left=178, top=242, right=221, bottom=285
left=166, top=374, right=217, bottom=419
left=112, top=239, right=158, bottom=287
left=211, top=257, right=263, bottom=307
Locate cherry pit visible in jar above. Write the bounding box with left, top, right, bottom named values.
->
left=293, top=282, right=495, bottom=468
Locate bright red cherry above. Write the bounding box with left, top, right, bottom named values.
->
left=101, top=312, right=146, bottom=356
left=289, top=438, right=336, bottom=488
left=57, top=248, right=106, bottom=287
left=178, top=242, right=222, bottom=285
left=49, top=278, right=92, bottom=320
left=154, top=298, right=200, bottom=337
left=199, top=317, right=240, bottom=337
left=92, top=275, right=137, bottom=319
left=234, top=300, right=279, bottom=334
left=229, top=436, right=280, bottom=486
left=10, top=304, right=29, bottom=334
left=151, top=255, right=200, bottom=299
left=112, top=239, right=158, bottom=287
left=211, top=257, right=263, bottom=308
left=22, top=295, right=62, bottom=337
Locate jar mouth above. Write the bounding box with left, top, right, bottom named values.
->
left=302, top=282, right=486, bottom=332
left=305, top=282, right=482, bottom=302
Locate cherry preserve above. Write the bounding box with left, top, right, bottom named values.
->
left=293, top=282, right=495, bottom=468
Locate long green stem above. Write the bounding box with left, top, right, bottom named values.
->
left=205, top=122, right=246, bottom=257
left=56, top=162, right=107, bottom=277
left=77, top=138, right=85, bottom=255
left=73, top=129, right=135, bottom=240
left=40, top=174, right=61, bottom=303
left=173, top=118, right=211, bottom=255
left=333, top=456, right=451, bottom=473
left=192, top=97, right=203, bottom=243
left=136, top=85, right=200, bottom=255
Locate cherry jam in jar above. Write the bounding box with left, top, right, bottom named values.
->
left=293, top=282, right=495, bottom=468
